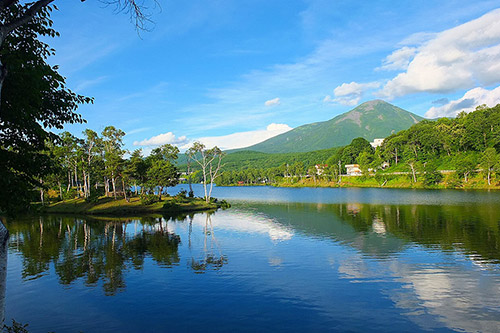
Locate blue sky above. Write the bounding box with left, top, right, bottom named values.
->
left=47, top=0, right=500, bottom=151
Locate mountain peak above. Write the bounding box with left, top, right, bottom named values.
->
left=238, top=100, right=423, bottom=153
left=356, top=99, right=391, bottom=111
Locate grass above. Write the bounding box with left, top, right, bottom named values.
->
left=42, top=195, right=228, bottom=216
left=273, top=173, right=500, bottom=190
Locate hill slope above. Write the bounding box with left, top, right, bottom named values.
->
left=177, top=147, right=338, bottom=171
left=240, top=100, right=423, bottom=153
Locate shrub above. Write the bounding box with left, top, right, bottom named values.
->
left=62, top=188, right=78, bottom=200
left=140, top=194, right=159, bottom=205
left=85, top=191, right=101, bottom=204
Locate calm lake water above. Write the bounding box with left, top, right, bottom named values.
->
left=2, top=185, right=500, bottom=332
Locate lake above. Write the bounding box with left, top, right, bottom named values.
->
left=2, top=185, right=500, bottom=332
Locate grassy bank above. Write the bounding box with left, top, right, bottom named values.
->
left=272, top=173, right=500, bottom=190
left=41, top=195, right=229, bottom=216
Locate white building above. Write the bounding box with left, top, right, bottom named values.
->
left=370, top=138, right=384, bottom=148
left=345, top=164, right=362, bottom=176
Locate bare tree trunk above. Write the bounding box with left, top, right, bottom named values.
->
left=187, top=161, right=193, bottom=195
left=87, top=174, right=91, bottom=197
left=158, top=186, right=163, bottom=201
left=82, top=169, right=87, bottom=198
left=410, top=163, right=417, bottom=183
left=111, top=173, right=117, bottom=200
left=74, top=166, right=79, bottom=197
left=202, top=166, right=208, bottom=203
left=338, top=160, right=342, bottom=183
left=40, top=178, right=44, bottom=205
left=104, top=177, right=109, bottom=196
left=207, top=155, right=223, bottom=202
left=58, top=181, right=63, bottom=200
left=122, top=178, right=129, bottom=202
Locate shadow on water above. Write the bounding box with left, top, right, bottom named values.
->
left=3, top=209, right=228, bottom=296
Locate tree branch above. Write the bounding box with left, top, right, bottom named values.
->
left=1, top=0, right=54, bottom=35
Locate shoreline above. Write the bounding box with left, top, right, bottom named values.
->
left=225, top=175, right=500, bottom=191
left=39, top=196, right=230, bottom=216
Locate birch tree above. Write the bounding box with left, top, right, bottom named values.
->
left=81, top=129, right=100, bottom=198
left=187, top=142, right=225, bottom=203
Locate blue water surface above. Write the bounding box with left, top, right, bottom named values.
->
left=3, top=185, right=500, bottom=332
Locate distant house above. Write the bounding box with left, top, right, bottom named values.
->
left=370, top=138, right=384, bottom=148
left=345, top=164, right=362, bottom=176
left=315, top=164, right=328, bottom=175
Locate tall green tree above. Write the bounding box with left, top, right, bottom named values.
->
left=481, top=148, right=498, bottom=186
left=147, top=160, right=178, bottom=200
left=0, top=6, right=90, bottom=213
left=455, top=153, right=477, bottom=183
left=101, top=126, right=125, bottom=199
left=147, top=144, right=180, bottom=200
left=126, top=149, right=146, bottom=195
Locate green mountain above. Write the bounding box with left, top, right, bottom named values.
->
left=239, top=100, right=423, bottom=153
left=176, top=147, right=338, bottom=171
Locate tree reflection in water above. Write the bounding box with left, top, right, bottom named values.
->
left=189, top=212, right=227, bottom=273
left=6, top=215, right=183, bottom=295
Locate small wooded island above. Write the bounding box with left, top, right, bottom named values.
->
left=41, top=194, right=230, bottom=216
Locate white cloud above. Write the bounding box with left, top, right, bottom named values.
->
left=425, top=86, right=500, bottom=118
left=377, top=46, right=417, bottom=71
left=133, top=132, right=188, bottom=146
left=265, top=97, right=281, bottom=106
left=325, top=81, right=380, bottom=106
left=379, top=8, right=500, bottom=99
left=182, top=123, right=293, bottom=150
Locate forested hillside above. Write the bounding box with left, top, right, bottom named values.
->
left=237, top=100, right=423, bottom=153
